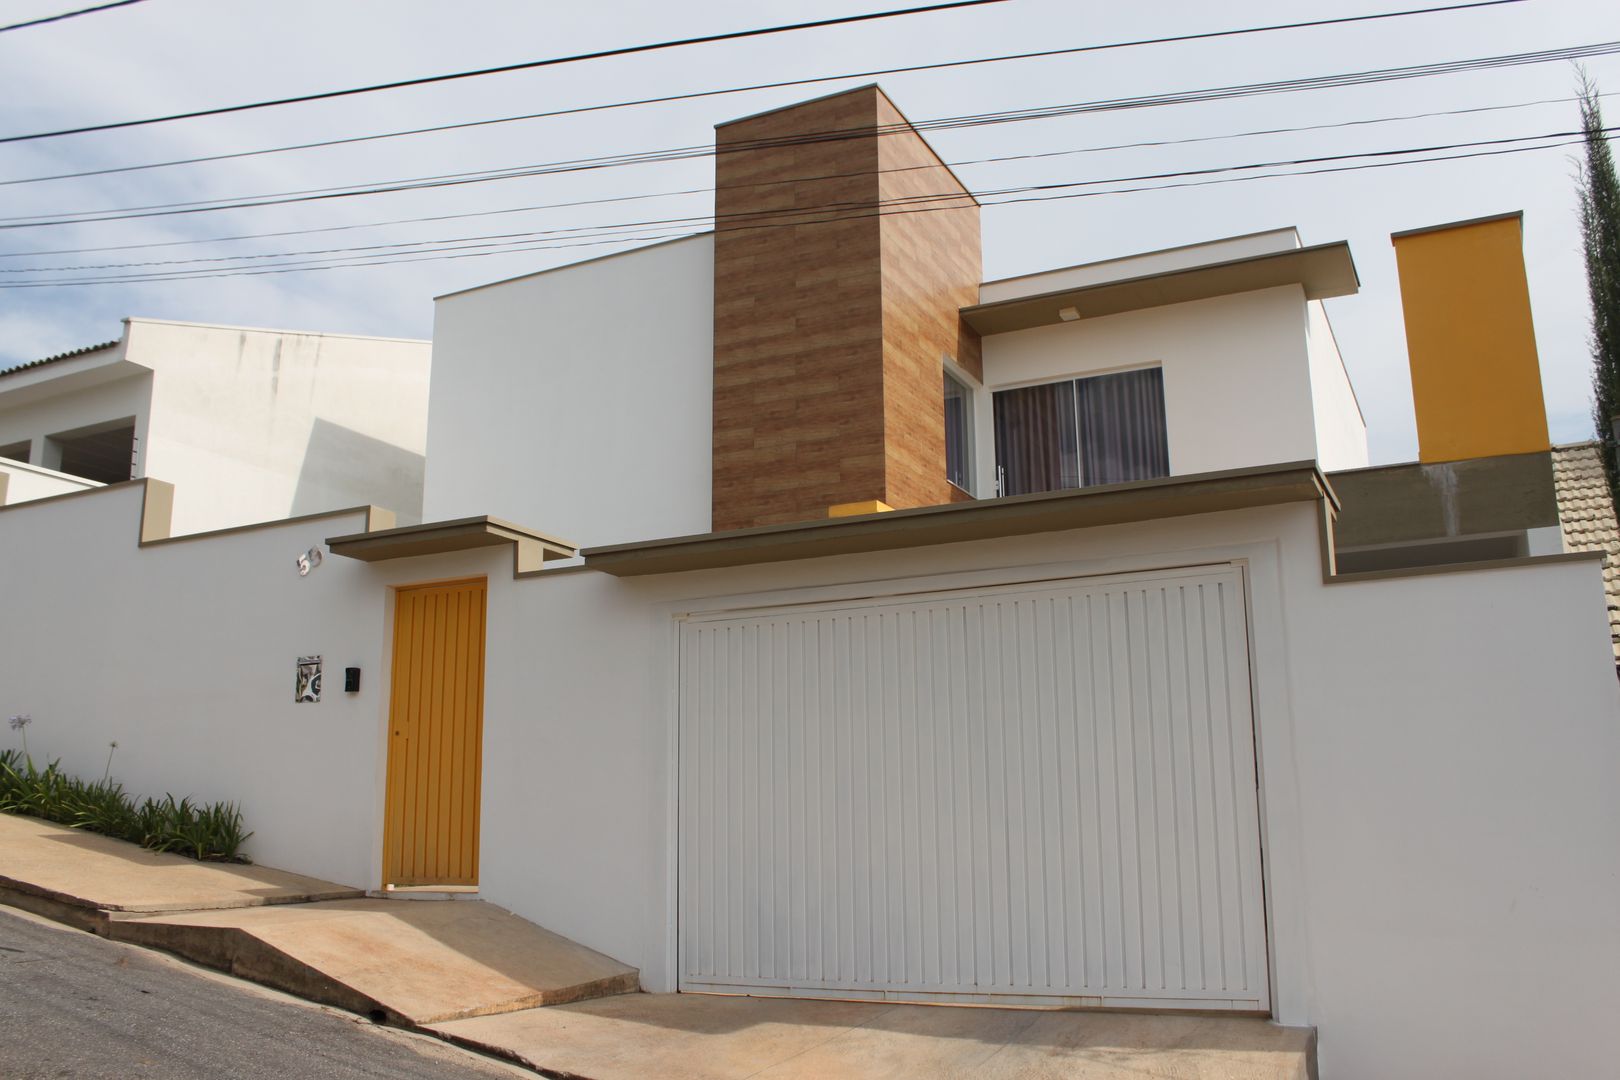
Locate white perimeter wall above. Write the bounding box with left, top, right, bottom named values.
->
left=1278, top=550, right=1620, bottom=1078
left=974, top=286, right=1319, bottom=490
left=4, top=482, right=1618, bottom=1079
left=130, top=320, right=431, bottom=536
left=0, top=485, right=392, bottom=887
left=0, top=457, right=101, bottom=504
left=423, top=234, right=715, bottom=548
left=1304, top=301, right=1368, bottom=471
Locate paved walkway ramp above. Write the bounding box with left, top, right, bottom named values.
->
left=434, top=993, right=1316, bottom=1080
left=0, top=813, right=360, bottom=928
left=0, top=814, right=640, bottom=1024
left=111, top=898, right=640, bottom=1024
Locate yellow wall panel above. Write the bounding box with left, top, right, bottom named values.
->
left=1393, top=213, right=1549, bottom=463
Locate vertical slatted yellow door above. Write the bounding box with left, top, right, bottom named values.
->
left=383, top=578, right=487, bottom=887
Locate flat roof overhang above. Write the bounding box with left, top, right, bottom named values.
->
left=961, top=241, right=1359, bottom=336
left=584, top=462, right=1335, bottom=577
left=327, top=516, right=577, bottom=573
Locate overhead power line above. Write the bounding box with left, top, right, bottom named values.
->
left=6, top=37, right=1616, bottom=232
left=0, top=0, right=1531, bottom=185
left=5, top=126, right=1610, bottom=288
left=0, top=0, right=149, bottom=34
left=0, top=0, right=1011, bottom=145
left=6, top=95, right=1609, bottom=272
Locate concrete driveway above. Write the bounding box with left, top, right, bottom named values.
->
left=434, top=992, right=1314, bottom=1080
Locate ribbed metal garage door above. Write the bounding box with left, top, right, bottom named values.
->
left=678, top=565, right=1268, bottom=1010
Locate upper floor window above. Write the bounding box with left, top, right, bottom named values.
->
left=992, top=367, right=1168, bottom=497
left=944, top=371, right=972, bottom=492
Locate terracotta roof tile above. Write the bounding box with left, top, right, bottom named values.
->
left=1552, top=442, right=1620, bottom=658
left=0, top=339, right=120, bottom=379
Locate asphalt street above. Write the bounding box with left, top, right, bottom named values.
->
left=0, top=907, right=530, bottom=1080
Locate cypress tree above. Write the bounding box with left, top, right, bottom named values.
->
left=1579, top=74, right=1620, bottom=504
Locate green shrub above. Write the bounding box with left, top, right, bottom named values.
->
left=0, top=748, right=252, bottom=863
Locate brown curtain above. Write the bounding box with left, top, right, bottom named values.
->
left=1077, top=367, right=1168, bottom=486
left=993, top=381, right=1078, bottom=496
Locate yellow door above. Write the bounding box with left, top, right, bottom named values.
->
left=383, top=578, right=487, bottom=887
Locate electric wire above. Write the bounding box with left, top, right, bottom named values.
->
left=0, top=0, right=1011, bottom=144
left=5, top=97, right=1609, bottom=274
left=0, top=0, right=1529, bottom=186
left=0, top=0, right=148, bottom=33
left=5, top=127, right=1608, bottom=288
left=7, top=37, right=1616, bottom=232
left=4, top=91, right=1607, bottom=264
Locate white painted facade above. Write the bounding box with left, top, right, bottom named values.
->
left=968, top=286, right=1330, bottom=494
left=955, top=229, right=1369, bottom=497
left=4, top=480, right=1617, bottom=1079
left=424, top=234, right=715, bottom=548
left=1305, top=300, right=1369, bottom=471
left=421, top=228, right=1365, bottom=538
left=0, top=319, right=431, bottom=534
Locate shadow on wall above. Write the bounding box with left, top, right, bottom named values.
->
left=290, top=418, right=425, bottom=523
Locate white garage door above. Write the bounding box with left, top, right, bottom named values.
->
left=678, top=565, right=1268, bottom=1011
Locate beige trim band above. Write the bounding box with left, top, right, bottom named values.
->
left=961, top=242, right=1359, bottom=336
left=1389, top=210, right=1523, bottom=241
left=585, top=462, right=1335, bottom=577
left=327, top=516, right=578, bottom=574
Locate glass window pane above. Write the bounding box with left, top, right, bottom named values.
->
left=993, top=381, right=1080, bottom=496
left=1076, top=367, right=1168, bottom=486
left=944, top=372, right=971, bottom=491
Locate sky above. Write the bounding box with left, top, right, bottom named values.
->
left=0, top=0, right=1616, bottom=464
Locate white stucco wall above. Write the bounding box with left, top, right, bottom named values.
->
left=1304, top=300, right=1368, bottom=471
left=128, top=320, right=431, bottom=536
left=973, top=286, right=1318, bottom=490
left=0, top=457, right=101, bottom=504
left=5, top=482, right=1617, bottom=1079
left=423, top=234, right=715, bottom=549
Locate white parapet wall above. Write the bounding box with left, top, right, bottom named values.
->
left=0, top=456, right=102, bottom=504
left=423, top=234, right=715, bottom=548
left=3, top=482, right=1617, bottom=1079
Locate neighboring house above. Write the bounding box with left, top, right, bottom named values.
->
left=1552, top=441, right=1620, bottom=659
left=0, top=318, right=431, bottom=535
left=3, top=85, right=1618, bottom=1080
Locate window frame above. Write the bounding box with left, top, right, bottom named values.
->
left=991, top=363, right=1168, bottom=497
left=942, top=360, right=978, bottom=496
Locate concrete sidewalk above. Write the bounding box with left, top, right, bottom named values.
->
left=1, top=812, right=1315, bottom=1079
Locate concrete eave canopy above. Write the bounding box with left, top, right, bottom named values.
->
left=327, top=516, right=578, bottom=573
left=962, top=242, right=1360, bottom=336
left=584, top=462, right=1336, bottom=577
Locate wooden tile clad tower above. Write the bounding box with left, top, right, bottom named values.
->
left=711, top=85, right=982, bottom=531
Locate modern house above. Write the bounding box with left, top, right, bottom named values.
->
left=3, top=86, right=1617, bottom=1080
left=0, top=317, right=431, bottom=534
